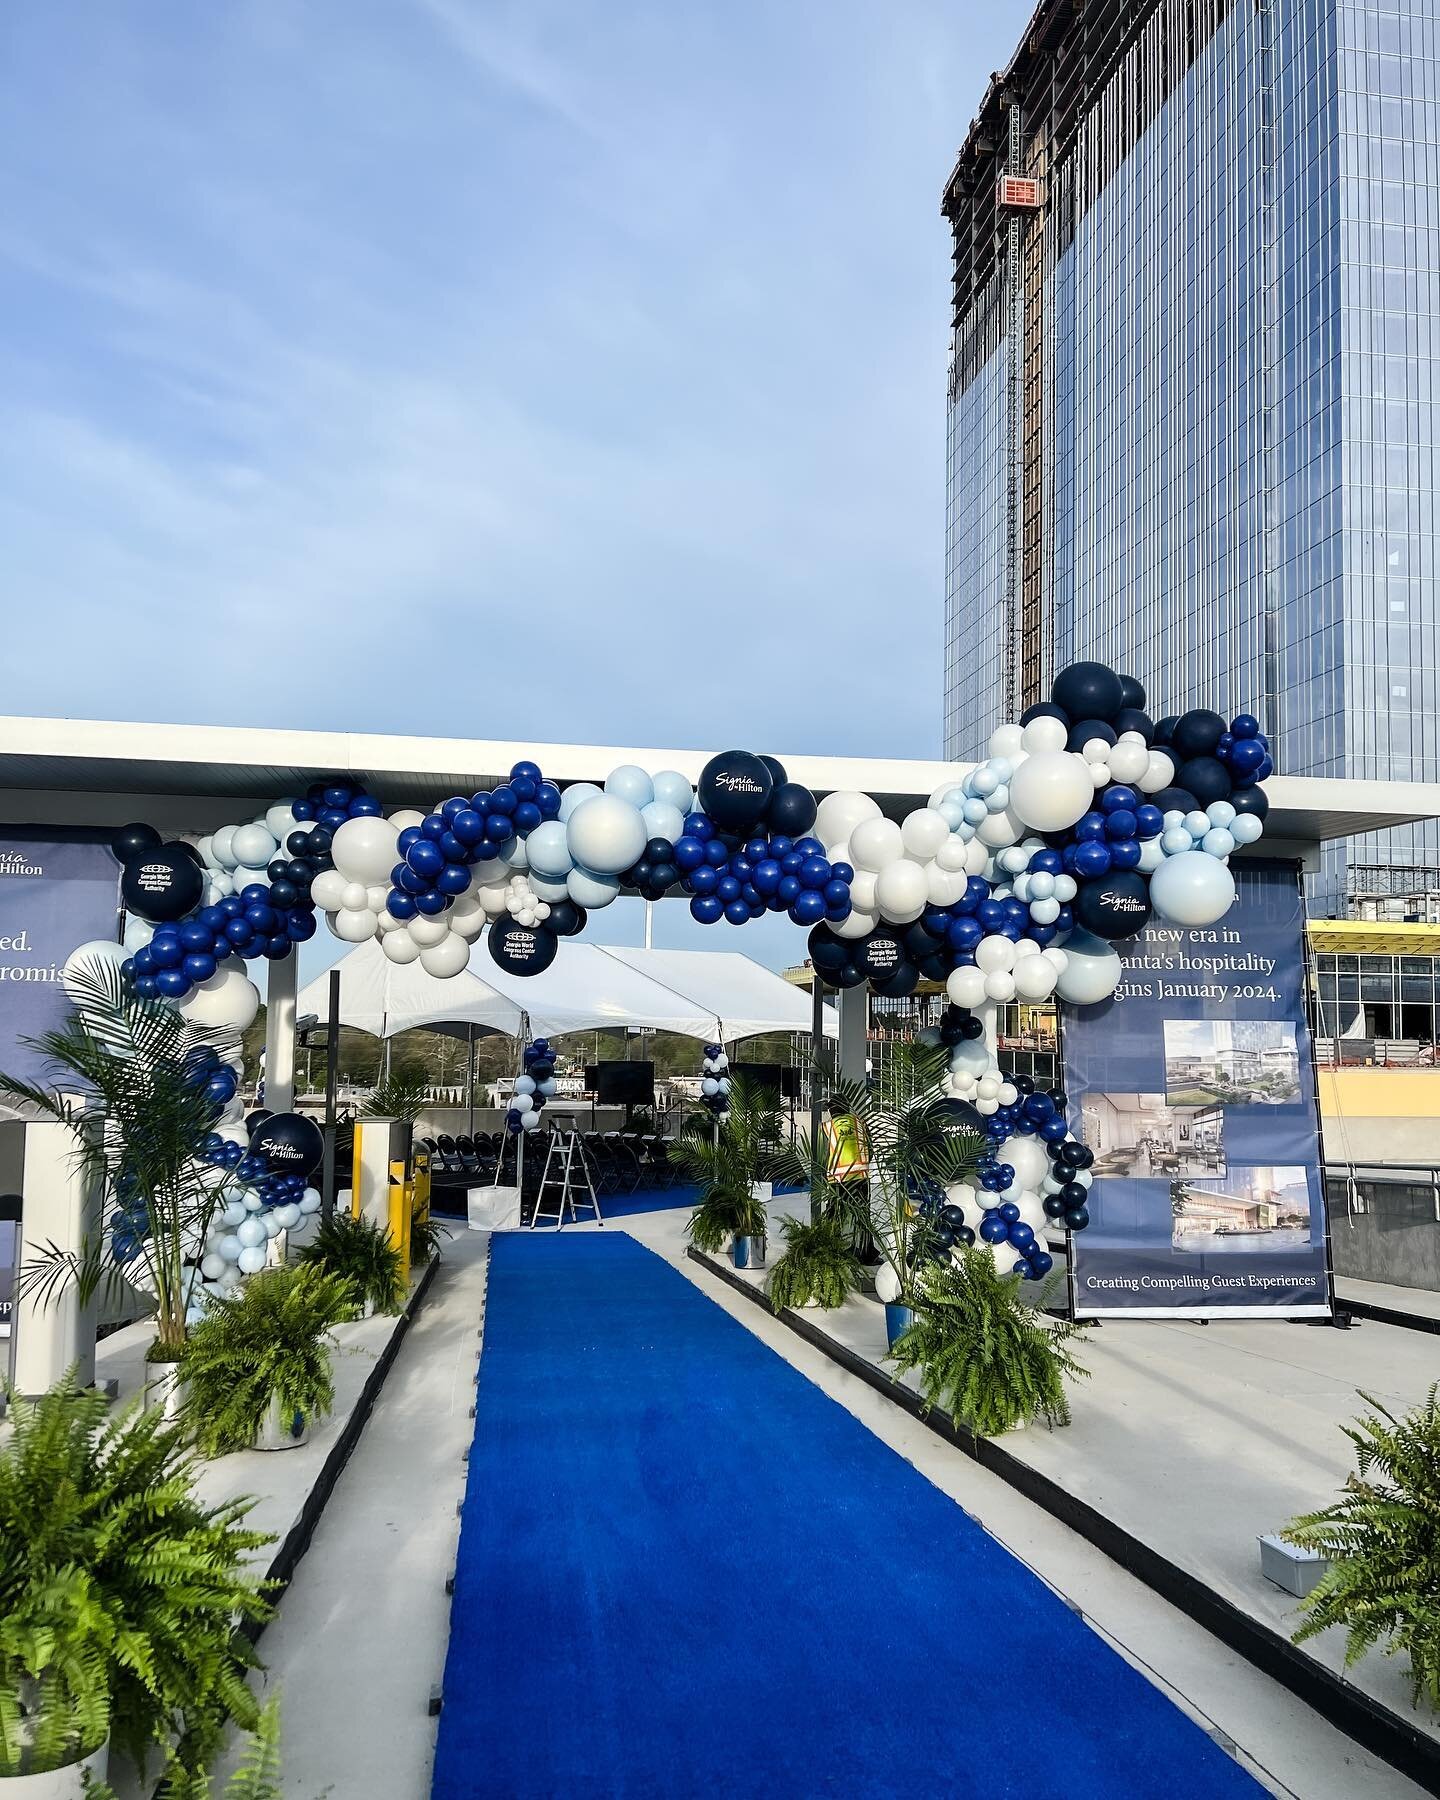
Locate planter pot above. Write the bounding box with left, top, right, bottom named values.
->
left=883, top=1302, right=916, bottom=1348
left=253, top=1394, right=311, bottom=1452
left=143, top=1363, right=188, bottom=1420
left=731, top=1234, right=767, bottom=1271
left=2, top=1738, right=108, bottom=1796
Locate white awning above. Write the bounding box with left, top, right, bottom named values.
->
left=297, top=939, right=836, bottom=1044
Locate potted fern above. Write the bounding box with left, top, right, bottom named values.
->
left=775, top=1043, right=982, bottom=1344
left=180, top=1265, right=355, bottom=1455
left=0, top=1379, right=270, bottom=1791
left=0, top=960, right=241, bottom=1402
left=887, top=1246, right=1089, bottom=1436
left=765, top=1211, right=863, bottom=1311
left=295, top=1210, right=405, bottom=1318
left=1281, top=1383, right=1440, bottom=1709
left=674, top=1075, right=780, bottom=1269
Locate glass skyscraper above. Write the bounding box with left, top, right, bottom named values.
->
left=943, top=0, right=1440, bottom=914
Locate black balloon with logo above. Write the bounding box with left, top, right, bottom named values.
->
left=697, top=750, right=774, bottom=832
left=120, top=842, right=206, bottom=923
left=249, top=1111, right=324, bottom=1178
left=858, top=930, right=907, bottom=985
left=1073, top=871, right=1152, bottom=940
left=487, top=915, right=559, bottom=977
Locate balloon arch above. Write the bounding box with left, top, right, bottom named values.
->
left=73, top=661, right=1272, bottom=1298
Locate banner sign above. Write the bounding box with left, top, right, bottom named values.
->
left=0, top=831, right=119, bottom=1098
left=1064, top=861, right=1330, bottom=1317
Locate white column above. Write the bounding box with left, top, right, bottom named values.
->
left=12, top=1119, right=100, bottom=1396
left=265, top=952, right=298, bottom=1113
left=837, top=985, right=869, bottom=1083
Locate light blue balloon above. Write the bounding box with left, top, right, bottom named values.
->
left=500, top=838, right=529, bottom=869
left=558, top=781, right=603, bottom=821
left=937, top=801, right=964, bottom=829
left=1161, top=827, right=1193, bottom=856
left=985, top=785, right=1011, bottom=813
left=641, top=801, right=686, bottom=845
left=604, top=764, right=655, bottom=809
left=1053, top=928, right=1123, bottom=1005
left=651, top=770, right=695, bottom=815
left=1149, top=850, right=1236, bottom=926
left=1231, top=813, right=1264, bottom=845
left=567, top=866, right=620, bottom=909
left=1202, top=827, right=1236, bottom=858
left=1162, top=809, right=1185, bottom=829
left=1183, top=810, right=1211, bottom=838
left=1206, top=801, right=1237, bottom=828
left=1138, top=835, right=1166, bottom=872
left=962, top=798, right=989, bottom=826
left=528, top=873, right=570, bottom=902
left=525, top=819, right=574, bottom=880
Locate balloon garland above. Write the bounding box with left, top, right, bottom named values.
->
left=698, top=1043, right=731, bottom=1121
left=504, top=1037, right=558, bottom=1136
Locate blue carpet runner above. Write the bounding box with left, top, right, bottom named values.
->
left=432, top=1232, right=1261, bottom=1799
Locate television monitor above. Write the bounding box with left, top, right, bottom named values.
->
left=780, top=1066, right=802, bottom=1099
left=730, top=1061, right=783, bottom=1097
left=594, top=1060, right=655, bottom=1106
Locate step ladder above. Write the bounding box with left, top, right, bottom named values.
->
left=530, top=1121, right=603, bottom=1229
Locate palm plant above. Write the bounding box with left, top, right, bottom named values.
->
left=0, top=1379, right=271, bottom=1779
left=888, top=1247, right=1090, bottom=1436
left=1282, top=1384, right=1440, bottom=1708
left=180, top=1265, right=356, bottom=1457
left=673, top=1075, right=780, bottom=1252
left=773, top=1042, right=983, bottom=1305
left=362, top=1067, right=431, bottom=1124
left=295, top=1210, right=406, bottom=1314
left=765, top=1211, right=864, bottom=1311
left=0, top=957, right=241, bottom=1358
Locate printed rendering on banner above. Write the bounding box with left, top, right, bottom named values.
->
left=0, top=831, right=120, bottom=1106
left=1064, top=862, right=1330, bottom=1315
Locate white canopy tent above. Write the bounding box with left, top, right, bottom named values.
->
left=298, top=939, right=836, bottom=1045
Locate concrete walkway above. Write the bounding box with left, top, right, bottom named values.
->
left=1337, top=1273, right=1440, bottom=1322
left=240, top=1213, right=1429, bottom=1799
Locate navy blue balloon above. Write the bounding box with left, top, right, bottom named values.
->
left=766, top=781, right=818, bottom=836
left=1052, top=661, right=1124, bottom=722
left=691, top=894, right=724, bottom=924
left=697, top=751, right=773, bottom=832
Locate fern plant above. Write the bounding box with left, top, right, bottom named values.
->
left=295, top=1209, right=406, bottom=1313
left=766, top=1211, right=863, bottom=1310
left=0, top=958, right=242, bottom=1356
left=1282, top=1384, right=1440, bottom=1708
left=409, top=1209, right=450, bottom=1266
left=181, top=1266, right=356, bottom=1457
left=888, top=1247, right=1089, bottom=1437
left=674, top=1075, right=780, bottom=1253
left=84, top=1697, right=293, bottom=1800
left=0, top=1379, right=271, bottom=1778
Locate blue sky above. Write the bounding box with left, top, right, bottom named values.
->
left=1, top=1, right=1030, bottom=969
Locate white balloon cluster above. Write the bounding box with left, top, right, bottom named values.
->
left=197, top=1171, right=322, bottom=1298
left=312, top=813, right=482, bottom=978
left=1008, top=714, right=1177, bottom=797
left=699, top=1044, right=732, bottom=1120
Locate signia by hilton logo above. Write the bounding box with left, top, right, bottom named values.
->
left=0, top=850, right=43, bottom=877
left=1107, top=895, right=1147, bottom=912
left=714, top=772, right=765, bottom=796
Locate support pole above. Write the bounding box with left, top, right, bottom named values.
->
left=465, top=1022, right=476, bottom=1138
left=837, top=985, right=868, bottom=1084
left=12, top=1119, right=100, bottom=1397
left=321, top=968, right=341, bottom=1223
left=265, top=951, right=298, bottom=1114
left=809, top=975, right=826, bottom=1223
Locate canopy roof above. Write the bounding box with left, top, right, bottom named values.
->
left=297, top=940, right=836, bottom=1045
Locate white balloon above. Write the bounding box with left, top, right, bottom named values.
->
left=565, top=796, right=647, bottom=876
left=946, top=966, right=988, bottom=1009
left=210, top=825, right=240, bottom=871
left=420, top=934, right=471, bottom=978
left=934, top=836, right=971, bottom=873
left=520, top=1110, right=541, bottom=1131
left=975, top=809, right=1022, bottom=848
left=874, top=859, right=929, bottom=924
left=848, top=869, right=878, bottom=912
left=61, top=939, right=129, bottom=1005
left=330, top=815, right=401, bottom=886
left=975, top=935, right=1015, bottom=973
left=1139, top=750, right=1177, bottom=794
left=309, top=869, right=349, bottom=911
left=265, top=803, right=298, bottom=839
left=1007, top=752, right=1094, bottom=832
left=831, top=905, right=878, bottom=940
left=1021, top=716, right=1069, bottom=753
left=1052, top=929, right=1123, bottom=1005
left=900, top=809, right=950, bottom=861
left=1013, top=954, right=1059, bottom=1000
left=849, top=817, right=904, bottom=873
left=231, top=823, right=278, bottom=869
left=999, top=1138, right=1050, bottom=1190
left=388, top=809, right=428, bottom=832
left=989, top=723, right=1026, bottom=760
left=926, top=865, right=968, bottom=907
left=179, top=967, right=260, bottom=1031
left=984, top=969, right=1016, bottom=1002
left=874, top=1262, right=902, bottom=1303
left=333, top=906, right=379, bottom=943
left=815, top=790, right=881, bottom=846
left=1108, top=740, right=1150, bottom=784
left=1150, top=852, right=1236, bottom=926
left=406, top=913, right=451, bottom=947
left=381, top=931, right=421, bottom=964
left=340, top=882, right=369, bottom=912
